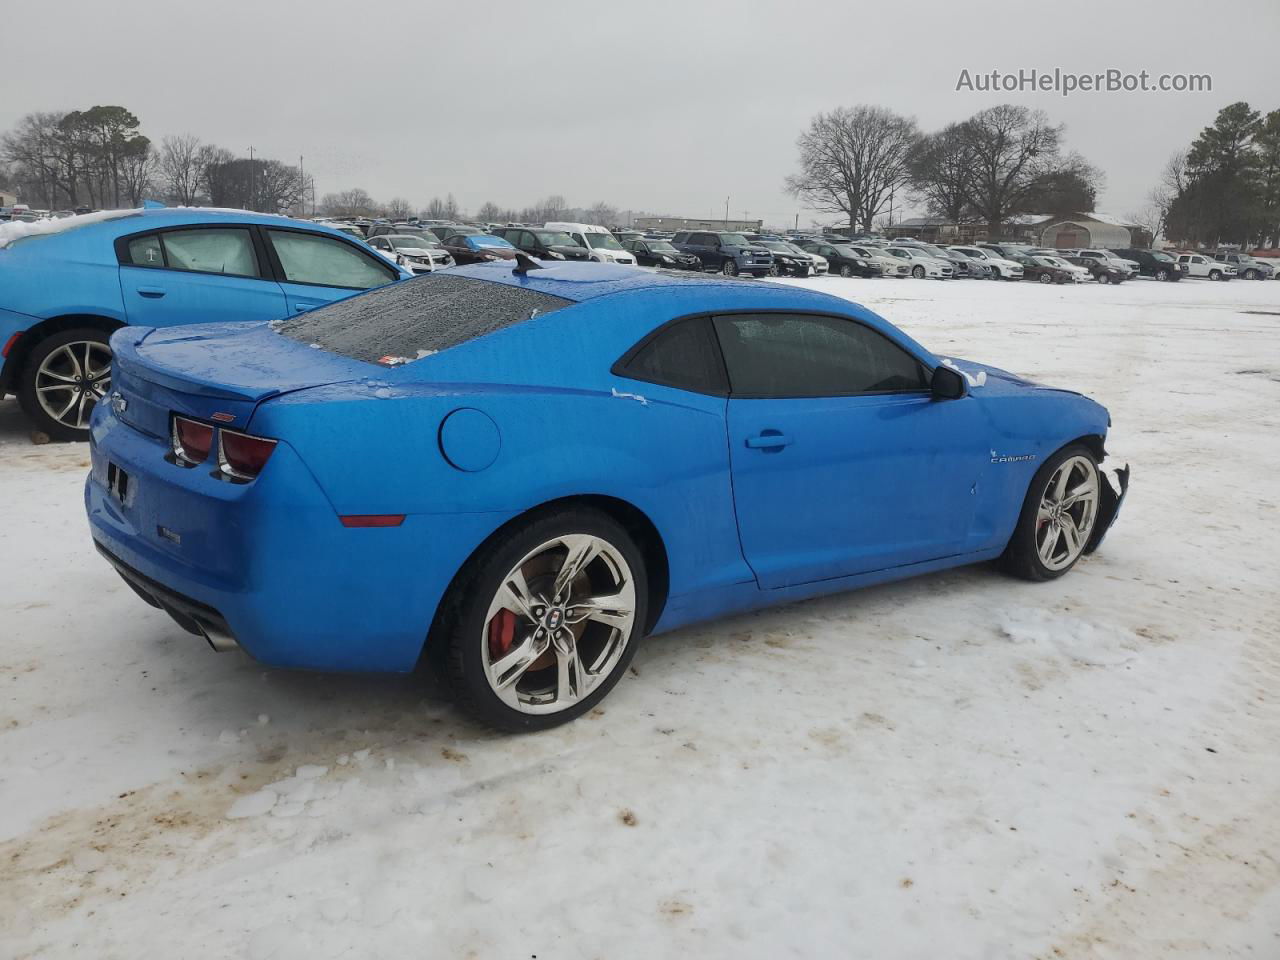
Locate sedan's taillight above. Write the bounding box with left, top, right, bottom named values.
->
left=172, top=416, right=214, bottom=466
left=218, top=428, right=277, bottom=482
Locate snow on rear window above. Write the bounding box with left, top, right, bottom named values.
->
left=274, top=273, right=574, bottom=365
left=0, top=208, right=141, bottom=248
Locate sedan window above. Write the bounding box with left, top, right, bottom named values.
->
left=125, top=233, right=164, bottom=267
left=618, top=317, right=727, bottom=395
left=163, top=228, right=260, bottom=277
left=267, top=230, right=397, bottom=289
left=713, top=313, right=928, bottom=398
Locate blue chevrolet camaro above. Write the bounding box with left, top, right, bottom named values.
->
left=86, top=261, right=1127, bottom=731
left=0, top=209, right=409, bottom=440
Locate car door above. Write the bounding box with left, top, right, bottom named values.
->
left=263, top=227, right=402, bottom=314
left=716, top=312, right=988, bottom=588
left=117, top=226, right=289, bottom=329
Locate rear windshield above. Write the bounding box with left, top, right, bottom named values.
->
left=275, top=273, right=574, bottom=364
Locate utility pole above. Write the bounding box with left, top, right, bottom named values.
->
left=724, top=196, right=729, bottom=225
left=298, top=155, right=304, bottom=218
left=248, top=146, right=255, bottom=212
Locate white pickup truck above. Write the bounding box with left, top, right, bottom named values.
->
left=1177, top=253, right=1236, bottom=280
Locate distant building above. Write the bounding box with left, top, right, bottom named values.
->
left=633, top=216, right=763, bottom=233
left=1034, top=212, right=1151, bottom=250
left=0, top=187, right=18, bottom=208
left=879, top=211, right=1151, bottom=249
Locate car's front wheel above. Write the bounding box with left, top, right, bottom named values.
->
left=1155, top=268, right=1169, bottom=281
left=1000, top=445, right=1101, bottom=581
left=839, top=264, right=854, bottom=278
left=1244, top=268, right=1259, bottom=280
left=441, top=508, right=648, bottom=732
left=1208, top=269, right=1223, bottom=281
left=990, top=266, right=1002, bottom=279
left=18, top=328, right=113, bottom=441
left=911, top=265, right=925, bottom=279
left=1038, top=272, right=1053, bottom=284
left=768, top=263, right=781, bottom=277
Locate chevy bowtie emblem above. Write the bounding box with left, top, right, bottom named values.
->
left=211, top=412, right=235, bottom=423
left=110, top=392, right=128, bottom=415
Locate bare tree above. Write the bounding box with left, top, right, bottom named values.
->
left=785, top=106, right=920, bottom=231
left=962, top=105, right=1066, bottom=237
left=476, top=201, right=503, bottom=222
left=384, top=196, right=413, bottom=219
left=319, top=188, right=377, bottom=218
left=586, top=201, right=619, bottom=226
left=119, top=142, right=157, bottom=206
left=158, top=134, right=205, bottom=205
left=908, top=123, right=974, bottom=222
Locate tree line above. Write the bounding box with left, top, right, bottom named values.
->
left=1, top=106, right=312, bottom=214
left=316, top=188, right=626, bottom=227
left=787, top=103, right=1101, bottom=237
left=1150, top=102, right=1280, bottom=248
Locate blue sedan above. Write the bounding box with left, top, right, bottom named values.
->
left=85, top=261, right=1127, bottom=731
left=0, top=209, right=410, bottom=439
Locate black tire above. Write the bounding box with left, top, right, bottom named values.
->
left=1000, top=444, right=1100, bottom=582
left=1097, top=273, right=1109, bottom=284
left=1244, top=269, right=1259, bottom=280
left=990, top=266, right=1002, bottom=279
left=1038, top=272, right=1052, bottom=284
left=1208, top=269, right=1222, bottom=281
left=839, top=264, right=853, bottom=278
left=439, top=507, right=649, bottom=733
left=911, top=265, right=925, bottom=279
left=721, top=259, right=739, bottom=277
left=17, top=327, right=113, bottom=442
left=1155, top=268, right=1169, bottom=281
left=768, top=263, right=781, bottom=277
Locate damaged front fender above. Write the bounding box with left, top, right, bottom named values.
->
left=1084, top=465, right=1130, bottom=554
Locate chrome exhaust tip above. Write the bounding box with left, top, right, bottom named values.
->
left=197, top=618, right=240, bottom=653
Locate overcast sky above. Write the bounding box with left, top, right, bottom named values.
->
left=6, top=0, right=1279, bottom=225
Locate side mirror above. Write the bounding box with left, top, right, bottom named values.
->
left=930, top=364, right=968, bottom=401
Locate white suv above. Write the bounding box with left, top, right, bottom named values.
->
left=543, top=222, right=636, bottom=265
left=1177, top=253, right=1236, bottom=280
left=948, top=245, right=1024, bottom=280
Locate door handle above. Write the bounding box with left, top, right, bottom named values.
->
left=293, top=302, right=321, bottom=312
left=746, top=431, right=793, bottom=450
left=136, top=286, right=166, bottom=298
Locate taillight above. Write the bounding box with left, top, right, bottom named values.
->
left=217, top=428, right=277, bottom=482
left=172, top=416, right=214, bottom=465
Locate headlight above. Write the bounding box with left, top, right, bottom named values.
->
left=548, top=251, right=565, bottom=260
left=659, top=255, right=673, bottom=263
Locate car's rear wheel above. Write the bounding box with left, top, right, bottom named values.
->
left=1038, top=272, right=1052, bottom=284
left=1097, top=273, right=1109, bottom=284
left=911, top=265, right=925, bottom=279
left=1000, top=446, right=1101, bottom=581
left=721, top=259, right=738, bottom=277
left=18, top=328, right=113, bottom=441
left=441, top=508, right=648, bottom=732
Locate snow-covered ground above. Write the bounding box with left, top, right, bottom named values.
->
left=2, top=275, right=1279, bottom=959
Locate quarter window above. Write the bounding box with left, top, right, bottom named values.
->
left=162, top=228, right=260, bottom=277
left=713, top=313, right=928, bottom=397
left=126, top=233, right=164, bottom=267
left=619, top=318, right=727, bottom=395
left=267, top=230, right=396, bottom=289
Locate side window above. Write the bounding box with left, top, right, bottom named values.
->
left=125, top=233, right=164, bottom=267
left=162, top=228, right=260, bottom=277
left=267, top=230, right=397, bottom=289
left=618, top=317, right=727, bottom=395
left=713, top=313, right=928, bottom=398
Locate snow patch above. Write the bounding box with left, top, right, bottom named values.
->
left=226, top=789, right=278, bottom=820
left=997, top=607, right=1138, bottom=667
left=611, top=387, right=650, bottom=406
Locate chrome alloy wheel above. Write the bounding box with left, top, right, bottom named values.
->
left=36, top=340, right=112, bottom=430
left=482, top=534, right=637, bottom=715
left=1036, top=456, right=1100, bottom=571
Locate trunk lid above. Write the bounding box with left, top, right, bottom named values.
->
left=110, top=321, right=370, bottom=439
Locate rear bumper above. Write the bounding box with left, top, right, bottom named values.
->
left=85, top=401, right=511, bottom=672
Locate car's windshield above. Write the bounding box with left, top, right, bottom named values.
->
left=1150, top=252, right=1175, bottom=263
left=469, top=235, right=514, bottom=248
left=758, top=241, right=792, bottom=253
left=536, top=231, right=577, bottom=246
left=719, top=233, right=751, bottom=246
left=390, top=236, right=439, bottom=250
left=585, top=232, right=624, bottom=250
left=647, top=241, right=677, bottom=253
left=833, top=245, right=861, bottom=258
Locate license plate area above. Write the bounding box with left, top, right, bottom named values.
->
left=107, top=462, right=131, bottom=504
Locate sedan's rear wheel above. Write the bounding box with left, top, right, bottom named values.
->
left=1001, top=446, right=1101, bottom=581
left=18, top=328, right=113, bottom=441
left=1038, top=272, right=1052, bottom=284
left=441, top=509, right=647, bottom=731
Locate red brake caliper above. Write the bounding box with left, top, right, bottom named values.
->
left=488, top=608, right=517, bottom=659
